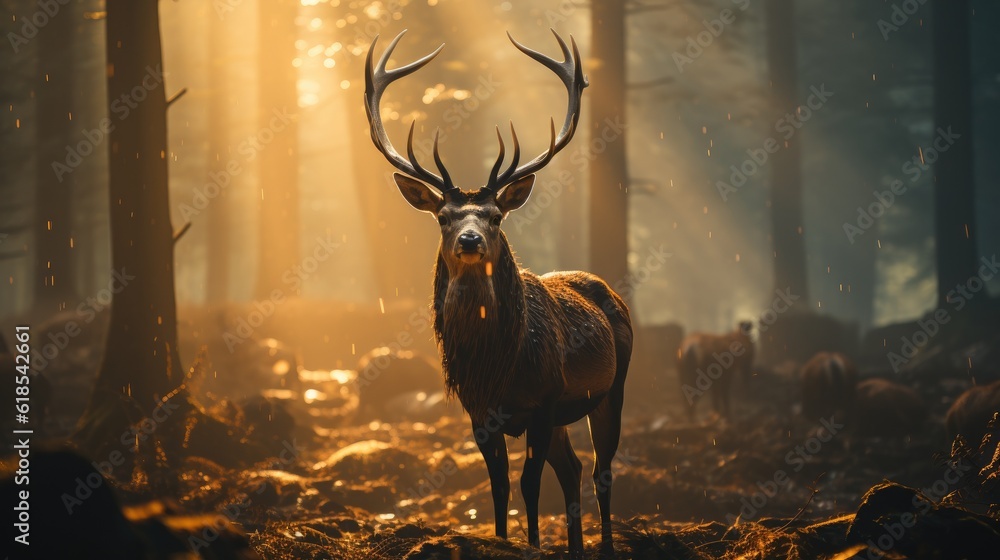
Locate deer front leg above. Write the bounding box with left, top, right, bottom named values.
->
left=522, top=410, right=555, bottom=549
left=474, top=419, right=510, bottom=539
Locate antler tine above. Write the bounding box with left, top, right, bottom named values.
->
left=487, top=121, right=523, bottom=190
left=486, top=30, right=588, bottom=191
left=431, top=130, right=453, bottom=189
left=487, top=126, right=507, bottom=190
left=365, top=31, right=454, bottom=192
left=406, top=121, right=437, bottom=183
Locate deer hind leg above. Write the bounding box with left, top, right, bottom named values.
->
left=474, top=419, right=510, bottom=539
left=522, top=411, right=555, bottom=549
left=546, top=426, right=584, bottom=559
left=588, top=387, right=624, bottom=556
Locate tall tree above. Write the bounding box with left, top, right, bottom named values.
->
left=33, top=0, right=77, bottom=312
left=764, top=0, right=809, bottom=302
left=342, top=39, right=431, bottom=301
left=932, top=0, right=977, bottom=308
left=589, top=1, right=629, bottom=290
left=206, top=7, right=229, bottom=302
left=255, top=0, right=301, bottom=298
left=77, top=0, right=181, bottom=447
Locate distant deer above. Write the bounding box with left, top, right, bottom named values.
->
left=946, top=380, right=1000, bottom=448
left=676, top=322, right=754, bottom=420
left=365, top=30, right=632, bottom=559
left=799, top=351, right=858, bottom=420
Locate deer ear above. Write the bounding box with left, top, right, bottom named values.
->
left=496, top=174, right=535, bottom=213
left=394, top=173, right=443, bottom=213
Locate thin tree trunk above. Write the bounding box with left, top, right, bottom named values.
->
left=255, top=0, right=300, bottom=298
left=589, top=1, right=629, bottom=292
left=932, top=0, right=977, bottom=308
left=765, top=0, right=809, bottom=302
left=34, top=0, right=77, bottom=312
left=206, top=10, right=229, bottom=302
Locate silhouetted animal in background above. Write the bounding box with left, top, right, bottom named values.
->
left=364, top=30, right=632, bottom=559
left=946, top=380, right=1000, bottom=448
left=799, top=351, right=858, bottom=420
left=676, top=322, right=754, bottom=419
left=850, top=378, right=925, bottom=437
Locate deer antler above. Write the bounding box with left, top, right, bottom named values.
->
left=485, top=30, right=589, bottom=192
left=364, top=31, right=456, bottom=193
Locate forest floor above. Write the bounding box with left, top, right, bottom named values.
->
left=128, top=367, right=999, bottom=560
left=7, top=300, right=1000, bottom=559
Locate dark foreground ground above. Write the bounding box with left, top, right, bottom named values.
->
left=3, top=301, right=1000, bottom=559
left=8, top=363, right=991, bottom=560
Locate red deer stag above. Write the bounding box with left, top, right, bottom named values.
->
left=365, top=31, right=632, bottom=559
left=676, top=322, right=754, bottom=420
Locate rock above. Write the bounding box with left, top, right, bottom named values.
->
left=2, top=448, right=259, bottom=559
left=356, top=347, right=442, bottom=420
left=848, top=481, right=1000, bottom=560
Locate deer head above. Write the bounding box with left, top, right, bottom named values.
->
left=364, top=30, right=587, bottom=274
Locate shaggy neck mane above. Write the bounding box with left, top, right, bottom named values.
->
left=432, top=232, right=525, bottom=423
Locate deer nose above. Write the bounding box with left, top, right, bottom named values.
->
left=458, top=232, right=483, bottom=251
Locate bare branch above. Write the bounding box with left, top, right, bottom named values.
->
left=166, top=87, right=188, bottom=108
left=173, top=222, right=192, bottom=243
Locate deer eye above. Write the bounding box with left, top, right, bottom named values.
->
left=437, top=215, right=449, bottom=227
left=490, top=215, right=502, bottom=227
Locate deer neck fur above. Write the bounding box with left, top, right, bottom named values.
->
left=432, top=231, right=526, bottom=423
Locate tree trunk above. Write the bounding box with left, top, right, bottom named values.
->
left=33, top=1, right=77, bottom=312
left=932, top=0, right=977, bottom=308
left=589, top=1, right=629, bottom=292
left=255, top=0, right=300, bottom=298
left=765, top=0, right=809, bottom=303
left=77, top=0, right=180, bottom=448
left=206, top=8, right=229, bottom=303
left=345, top=84, right=440, bottom=303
